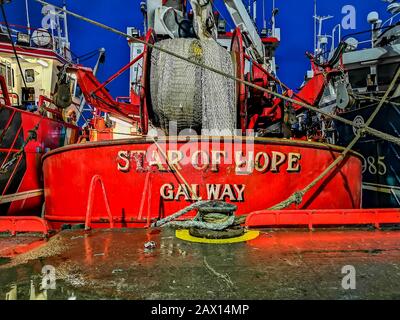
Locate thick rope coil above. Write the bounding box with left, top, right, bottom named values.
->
left=151, top=200, right=214, bottom=228
left=165, top=215, right=236, bottom=231
left=151, top=201, right=238, bottom=231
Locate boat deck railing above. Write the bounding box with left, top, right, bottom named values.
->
left=0, top=21, right=72, bottom=61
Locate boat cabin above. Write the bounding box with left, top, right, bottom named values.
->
left=0, top=23, right=79, bottom=118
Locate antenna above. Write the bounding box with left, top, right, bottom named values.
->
left=63, top=1, right=69, bottom=45
left=253, top=0, right=257, bottom=23
left=262, top=0, right=266, bottom=29
left=271, top=0, right=276, bottom=37
left=314, top=13, right=333, bottom=55
left=314, top=0, right=317, bottom=53
left=25, top=0, right=31, bottom=35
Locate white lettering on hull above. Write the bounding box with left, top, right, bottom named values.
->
left=160, top=184, right=246, bottom=202
left=117, top=150, right=302, bottom=174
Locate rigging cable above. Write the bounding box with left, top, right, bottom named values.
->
left=0, top=3, right=27, bottom=89
left=34, top=0, right=400, bottom=148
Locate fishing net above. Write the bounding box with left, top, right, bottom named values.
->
left=150, top=38, right=236, bottom=134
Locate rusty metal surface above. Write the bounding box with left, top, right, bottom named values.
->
left=1, top=228, right=400, bottom=299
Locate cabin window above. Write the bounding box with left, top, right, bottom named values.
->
left=75, top=84, right=82, bottom=97
left=70, top=78, right=76, bottom=96
left=25, top=69, right=35, bottom=83
left=0, top=63, right=6, bottom=80
left=348, top=67, right=371, bottom=88
left=378, top=63, right=400, bottom=86
left=11, top=69, right=14, bottom=87
left=6, top=66, right=12, bottom=87
left=0, top=63, right=14, bottom=88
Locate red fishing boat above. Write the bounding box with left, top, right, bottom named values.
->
left=43, top=137, right=362, bottom=229
left=3, top=0, right=400, bottom=303
left=39, top=0, right=382, bottom=232
left=0, top=2, right=100, bottom=217
left=4, top=0, right=400, bottom=236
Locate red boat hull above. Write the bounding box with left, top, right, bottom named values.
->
left=1, top=106, right=79, bottom=216
left=42, top=137, right=362, bottom=229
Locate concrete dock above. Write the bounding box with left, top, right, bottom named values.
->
left=1, top=228, right=400, bottom=300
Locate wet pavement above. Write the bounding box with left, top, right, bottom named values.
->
left=1, top=228, right=400, bottom=300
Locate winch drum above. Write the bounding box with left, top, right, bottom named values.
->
left=149, top=38, right=237, bottom=133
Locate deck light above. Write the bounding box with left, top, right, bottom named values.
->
left=130, top=27, right=140, bottom=37
left=217, top=19, right=226, bottom=33
left=367, top=12, right=380, bottom=24
left=17, top=32, right=30, bottom=46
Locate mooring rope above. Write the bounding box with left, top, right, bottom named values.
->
left=267, top=65, right=400, bottom=211
left=150, top=137, right=240, bottom=231
left=165, top=215, right=236, bottom=231
left=151, top=200, right=212, bottom=228
left=151, top=200, right=238, bottom=231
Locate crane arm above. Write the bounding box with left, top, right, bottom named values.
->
left=187, top=0, right=265, bottom=63
left=223, top=0, right=265, bottom=63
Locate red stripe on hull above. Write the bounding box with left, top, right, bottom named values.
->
left=0, top=42, right=68, bottom=63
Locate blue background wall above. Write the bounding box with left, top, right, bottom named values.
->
left=5, top=0, right=392, bottom=96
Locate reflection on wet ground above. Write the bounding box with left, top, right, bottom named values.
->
left=1, top=228, right=400, bottom=300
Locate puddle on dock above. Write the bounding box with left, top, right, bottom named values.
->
left=1, top=228, right=400, bottom=300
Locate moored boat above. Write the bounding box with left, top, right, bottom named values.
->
left=42, top=136, right=362, bottom=229
left=38, top=0, right=376, bottom=231
left=0, top=2, right=102, bottom=216
left=303, top=0, right=400, bottom=209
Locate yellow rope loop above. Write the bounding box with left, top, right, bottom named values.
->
left=176, top=229, right=260, bottom=244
